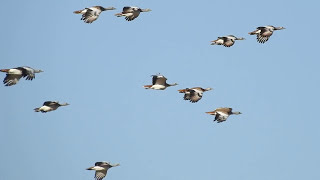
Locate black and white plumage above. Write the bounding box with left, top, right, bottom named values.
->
left=249, top=26, right=285, bottom=43
left=178, top=87, right=212, bottom=103
left=143, top=74, right=178, bottom=90
left=211, top=35, right=245, bottom=47
left=206, top=107, right=241, bottom=123
left=0, top=66, right=43, bottom=86
left=74, top=6, right=116, bottom=23
left=34, top=101, right=69, bottom=113
left=86, top=162, right=120, bottom=180
left=115, top=6, right=151, bottom=21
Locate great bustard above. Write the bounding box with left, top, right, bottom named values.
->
left=178, top=87, right=212, bottom=103
left=86, top=162, right=120, bottom=180
left=74, top=6, right=116, bottom=23
left=34, top=101, right=69, bottom=113
left=211, top=35, right=245, bottom=47
left=143, top=74, right=178, bottom=90
left=0, top=66, right=43, bottom=86
left=206, top=107, right=241, bottom=123
left=115, top=6, right=151, bottom=21
left=249, top=26, right=285, bottom=43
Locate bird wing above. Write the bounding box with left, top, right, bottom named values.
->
left=215, top=112, right=229, bottom=123
left=95, top=162, right=110, bottom=166
left=189, top=89, right=203, bottom=103
left=3, top=74, right=23, bottom=86
left=220, top=36, right=228, bottom=41
left=223, top=39, right=235, bottom=47
left=256, top=33, right=271, bottom=43
left=215, top=107, right=232, bottom=114
left=95, top=170, right=107, bottom=180
left=43, top=101, right=54, bottom=106
left=122, top=7, right=140, bottom=21
left=257, top=26, right=266, bottom=30
left=95, top=162, right=103, bottom=166
left=123, top=7, right=134, bottom=13
left=256, top=27, right=273, bottom=43
left=21, top=66, right=36, bottom=80
left=81, top=8, right=99, bottom=23
left=154, top=75, right=167, bottom=85
left=182, top=89, right=193, bottom=101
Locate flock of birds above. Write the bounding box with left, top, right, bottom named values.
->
left=2, top=3, right=286, bottom=180
left=73, top=6, right=151, bottom=23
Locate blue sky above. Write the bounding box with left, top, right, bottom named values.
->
left=1, top=0, right=320, bottom=180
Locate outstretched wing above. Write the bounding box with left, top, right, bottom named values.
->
left=256, top=34, right=270, bottom=43
left=95, top=170, right=107, bottom=180
left=215, top=112, right=229, bottom=123
left=43, top=101, right=52, bottom=106
left=123, top=6, right=133, bottom=13
left=189, top=91, right=202, bottom=103
left=21, top=66, right=36, bottom=80
left=183, top=89, right=193, bottom=101
left=81, top=8, right=99, bottom=23
left=153, top=75, right=167, bottom=85
left=3, top=74, right=23, bottom=86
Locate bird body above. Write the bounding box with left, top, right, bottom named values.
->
left=206, top=107, right=241, bottom=123
left=143, top=74, right=177, bottom=90
left=34, top=101, right=69, bottom=113
left=178, top=87, right=212, bottom=103
left=0, top=66, right=43, bottom=86
left=74, top=6, right=116, bottom=23
left=249, top=25, right=285, bottom=43
left=211, top=35, right=245, bottom=47
left=87, top=162, right=120, bottom=180
left=115, top=6, right=151, bottom=21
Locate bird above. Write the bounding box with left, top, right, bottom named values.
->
left=0, top=66, right=43, bottom=86
left=143, top=74, right=178, bottom=90
left=86, top=162, right=120, bottom=180
left=249, top=26, right=285, bottom=43
left=211, top=35, right=245, bottom=47
left=178, top=87, right=212, bottom=103
left=206, top=107, right=241, bottom=123
left=74, top=6, right=116, bottom=23
left=34, top=101, right=69, bottom=113
left=115, top=6, right=151, bottom=21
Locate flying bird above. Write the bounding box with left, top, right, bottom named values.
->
left=206, top=107, right=241, bottom=123
left=143, top=74, right=178, bottom=90
left=34, top=101, right=69, bottom=113
left=86, top=162, right=120, bottom=180
left=74, top=6, right=116, bottom=23
left=211, top=35, right=245, bottom=47
left=0, top=66, right=43, bottom=86
left=249, top=25, right=285, bottom=43
left=115, top=6, right=151, bottom=21
left=178, top=87, right=212, bottom=103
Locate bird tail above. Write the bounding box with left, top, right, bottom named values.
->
left=178, top=89, right=187, bottom=93
left=115, top=13, right=124, bottom=17
left=0, top=69, right=9, bottom=72
left=205, top=111, right=216, bottom=115
left=210, top=40, right=218, bottom=45
left=34, top=108, right=40, bottom=112
left=248, top=30, right=259, bottom=35
left=73, top=10, right=83, bottom=14
left=143, top=85, right=152, bottom=89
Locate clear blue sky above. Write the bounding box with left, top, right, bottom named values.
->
left=1, top=0, right=320, bottom=180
